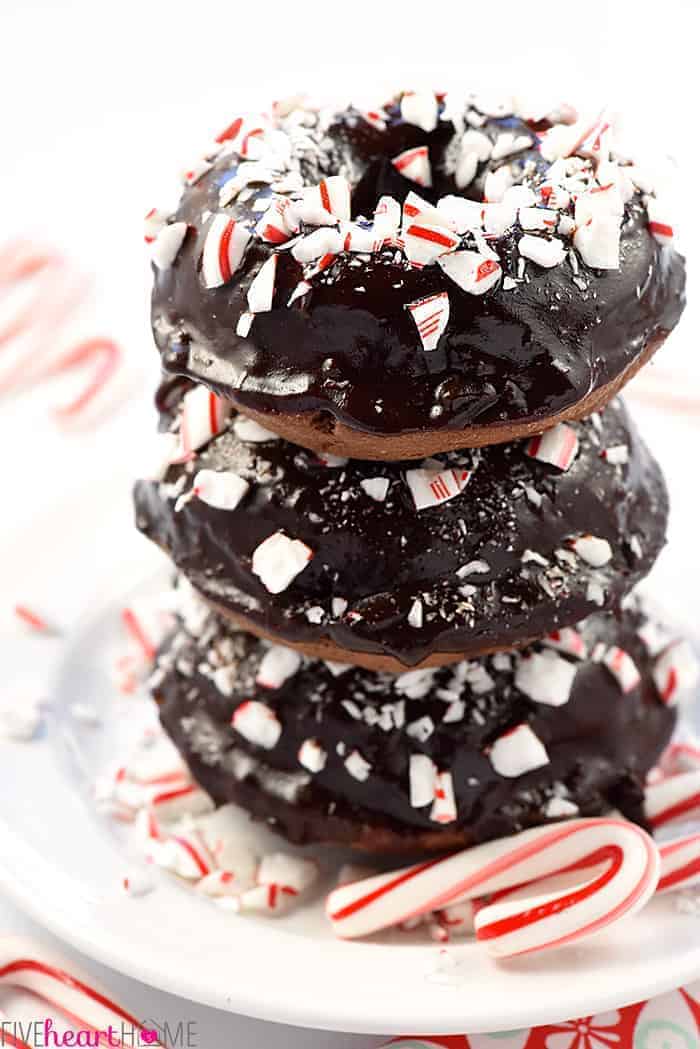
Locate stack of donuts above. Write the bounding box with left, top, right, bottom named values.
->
left=135, top=89, right=694, bottom=856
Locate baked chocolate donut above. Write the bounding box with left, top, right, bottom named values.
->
left=134, top=391, right=668, bottom=671
left=149, top=93, right=685, bottom=460
left=152, top=587, right=678, bottom=852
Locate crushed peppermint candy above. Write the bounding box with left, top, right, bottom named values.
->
left=518, top=234, right=566, bottom=268
left=489, top=723, right=550, bottom=778
left=345, top=749, right=372, bottom=781
left=526, top=423, right=579, bottom=471
left=653, top=640, right=700, bottom=706
left=251, top=531, right=313, bottom=594
left=182, top=469, right=249, bottom=512
left=400, top=90, right=439, bottom=132
left=233, top=416, right=278, bottom=443
left=232, top=701, right=282, bottom=749
left=570, top=534, right=613, bottom=567
left=406, top=292, right=450, bottom=351
left=405, top=461, right=471, bottom=511
left=602, top=646, right=641, bottom=693
left=151, top=222, right=188, bottom=270
left=360, top=477, right=390, bottom=502
left=392, top=146, right=432, bottom=188
left=201, top=214, right=250, bottom=288
left=256, top=644, right=302, bottom=689
left=515, top=650, right=577, bottom=706
left=247, top=255, right=278, bottom=313
left=298, top=738, right=327, bottom=773
left=438, top=251, right=501, bottom=294
left=431, top=770, right=457, bottom=824
left=407, top=598, right=424, bottom=629
left=542, top=627, right=588, bottom=660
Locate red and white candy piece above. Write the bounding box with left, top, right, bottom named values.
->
left=488, top=723, right=549, bottom=777
left=0, top=937, right=162, bottom=1045
left=298, top=176, right=351, bottom=223
left=658, top=833, right=700, bottom=894
left=524, top=421, right=579, bottom=472
left=144, top=208, right=169, bottom=244
left=238, top=853, right=319, bottom=915
left=148, top=782, right=214, bottom=822
left=201, top=214, right=251, bottom=288
left=151, top=222, right=188, bottom=269
left=176, top=384, right=232, bottom=458
left=298, top=738, right=327, bottom=773
left=247, top=255, right=278, bottom=313
left=373, top=195, right=401, bottom=241
left=256, top=198, right=299, bottom=244
left=646, top=197, right=674, bottom=247
left=653, top=640, right=699, bottom=706
left=406, top=292, right=450, bottom=352
left=232, top=700, right=282, bottom=750
left=518, top=234, right=566, bottom=269
left=602, top=646, right=641, bottom=693
left=645, top=770, right=700, bottom=830
left=400, top=90, right=439, bottom=132
left=251, top=531, right=313, bottom=593
left=326, top=817, right=659, bottom=954
left=542, top=627, right=587, bottom=660
left=405, top=461, right=471, bottom=511
left=455, top=129, right=493, bottom=189
left=185, top=469, right=249, bottom=511
left=438, top=251, right=502, bottom=294
left=570, top=534, right=613, bottom=567
left=392, top=146, right=432, bottom=188
left=402, top=221, right=459, bottom=268
left=514, top=650, right=577, bottom=706
left=256, top=644, right=302, bottom=689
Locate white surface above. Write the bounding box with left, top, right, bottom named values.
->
left=1, top=0, right=700, bottom=1042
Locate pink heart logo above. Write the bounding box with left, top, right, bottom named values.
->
left=141, top=1030, right=159, bottom=1045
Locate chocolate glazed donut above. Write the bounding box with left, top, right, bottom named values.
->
left=134, top=394, right=668, bottom=671
left=149, top=94, right=685, bottom=460
left=153, top=592, right=676, bottom=852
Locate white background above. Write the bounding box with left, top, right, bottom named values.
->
left=1, top=1, right=699, bottom=1044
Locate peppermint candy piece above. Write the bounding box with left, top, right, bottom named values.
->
left=431, top=771, right=457, bottom=824
left=438, top=251, right=501, bottom=294
left=571, top=534, right=613, bottom=567
left=437, top=196, right=485, bottom=233
left=603, top=647, right=641, bottom=693
left=518, top=234, right=566, bottom=268
left=360, top=108, right=388, bottom=131
left=392, top=146, right=432, bottom=188
left=233, top=416, right=278, bottom=443
left=360, top=477, right=390, bottom=502
left=483, top=165, right=514, bottom=203
left=247, top=255, right=278, bottom=313
left=236, top=312, right=253, bottom=337
left=407, top=599, right=423, bottom=629
left=405, top=461, right=471, bottom=511
left=345, top=749, right=372, bottom=781
left=182, top=158, right=213, bottom=186
left=256, top=644, right=302, bottom=689
left=525, top=423, right=579, bottom=471
left=202, top=214, right=251, bottom=288
left=400, top=91, right=439, bottom=132
left=144, top=208, right=169, bottom=244
left=455, top=130, right=493, bottom=189
left=653, top=640, right=700, bottom=706
left=489, top=723, right=549, bottom=777
left=232, top=701, right=282, bottom=749
left=574, top=214, right=622, bottom=270
left=646, top=196, right=674, bottom=246
left=151, top=222, right=188, bottom=270
left=403, top=190, right=454, bottom=229
left=257, top=852, right=319, bottom=895
left=491, top=131, right=533, bottom=160
left=256, top=198, right=299, bottom=244
left=542, top=627, right=588, bottom=660
left=601, top=445, right=629, bottom=465
left=409, top=754, right=438, bottom=808
left=299, top=176, right=351, bottom=223
left=373, top=195, right=401, bottom=242
left=406, top=292, right=450, bottom=352
left=519, top=207, right=559, bottom=232
left=403, top=222, right=459, bottom=268
left=178, top=385, right=232, bottom=457
left=298, top=738, right=327, bottom=773
left=189, top=469, right=249, bottom=511
left=515, top=650, right=577, bottom=706
left=252, top=531, right=313, bottom=593
left=291, top=227, right=343, bottom=264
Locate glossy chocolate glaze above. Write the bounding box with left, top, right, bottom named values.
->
left=154, top=594, right=676, bottom=851
left=151, top=100, right=685, bottom=448
left=134, top=396, right=668, bottom=668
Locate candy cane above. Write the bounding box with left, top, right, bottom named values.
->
left=658, top=833, right=700, bottom=894
left=0, top=937, right=161, bottom=1046
left=326, top=818, right=659, bottom=956
left=645, top=770, right=700, bottom=829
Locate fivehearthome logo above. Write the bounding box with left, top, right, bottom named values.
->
left=0, top=1018, right=199, bottom=1047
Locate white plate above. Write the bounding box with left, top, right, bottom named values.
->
left=2, top=480, right=700, bottom=1036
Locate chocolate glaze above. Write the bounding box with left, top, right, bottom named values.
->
left=151, top=100, right=686, bottom=450
left=154, top=593, right=676, bottom=851
left=134, top=395, right=668, bottom=668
